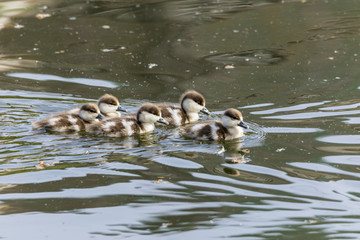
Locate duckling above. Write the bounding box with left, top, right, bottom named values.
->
left=32, top=103, right=104, bottom=132
left=66, top=94, right=127, bottom=118
left=158, top=90, right=211, bottom=126
left=87, top=103, right=168, bottom=137
left=182, top=108, right=249, bottom=141
left=97, top=94, right=127, bottom=118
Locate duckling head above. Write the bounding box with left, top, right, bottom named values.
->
left=79, top=103, right=104, bottom=122
left=180, top=90, right=210, bottom=115
left=222, top=108, right=249, bottom=129
left=98, top=94, right=127, bottom=115
left=137, top=103, right=169, bottom=125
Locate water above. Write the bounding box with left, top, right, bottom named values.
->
left=1, top=0, right=360, bottom=239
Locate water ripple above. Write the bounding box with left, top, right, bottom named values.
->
left=7, top=72, right=122, bottom=89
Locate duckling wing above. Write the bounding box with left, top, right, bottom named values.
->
left=182, top=120, right=221, bottom=141
left=88, top=117, right=140, bottom=137
left=32, top=113, right=85, bottom=132
left=158, top=104, right=187, bottom=126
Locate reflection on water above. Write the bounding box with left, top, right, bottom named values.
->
left=204, top=49, right=285, bottom=66
left=7, top=72, right=122, bottom=88
left=1, top=89, right=360, bottom=239
left=1, top=0, right=360, bottom=239
left=0, top=55, right=40, bottom=71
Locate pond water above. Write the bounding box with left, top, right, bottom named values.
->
left=1, top=0, right=360, bottom=239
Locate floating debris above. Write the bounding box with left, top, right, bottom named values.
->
left=160, top=222, right=173, bottom=228
left=54, top=50, right=65, bottom=54
left=154, top=177, right=168, bottom=184
left=224, top=64, right=235, bottom=69
left=14, top=24, right=24, bottom=29
left=240, top=149, right=250, bottom=154
left=276, top=148, right=286, bottom=152
left=217, top=146, right=225, bottom=155
left=305, top=219, right=318, bottom=224
left=225, top=156, right=248, bottom=164
left=148, top=63, right=158, bottom=69
left=35, top=161, right=46, bottom=169
left=102, top=25, right=110, bottom=29
left=35, top=161, right=60, bottom=169
left=36, top=13, right=51, bottom=20
left=101, top=49, right=114, bottom=53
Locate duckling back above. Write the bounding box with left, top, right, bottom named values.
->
left=87, top=117, right=141, bottom=137
left=33, top=113, right=87, bottom=132
left=182, top=120, right=228, bottom=141
left=32, top=103, right=102, bottom=132
left=158, top=104, right=188, bottom=126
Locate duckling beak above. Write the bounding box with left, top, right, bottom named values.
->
left=157, top=117, right=169, bottom=125
left=238, top=121, right=249, bottom=129
left=117, top=105, right=128, bottom=113
left=200, top=106, right=211, bottom=115
left=96, top=113, right=105, bottom=120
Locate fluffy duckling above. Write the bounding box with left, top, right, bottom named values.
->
left=158, top=90, right=211, bottom=126
left=66, top=94, right=127, bottom=118
left=97, top=94, right=127, bottom=118
left=182, top=108, right=249, bottom=141
left=87, top=103, right=169, bottom=137
left=32, top=103, right=104, bottom=132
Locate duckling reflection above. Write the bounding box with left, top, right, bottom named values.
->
left=158, top=90, right=210, bottom=126
left=218, top=140, right=251, bottom=164
left=32, top=103, right=104, bottom=132
left=99, top=133, right=160, bottom=149
left=67, top=94, right=127, bottom=118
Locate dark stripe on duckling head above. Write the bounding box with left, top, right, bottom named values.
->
left=224, top=108, right=242, bottom=120
left=180, top=90, right=205, bottom=107
left=98, top=94, right=119, bottom=106
left=81, top=103, right=99, bottom=113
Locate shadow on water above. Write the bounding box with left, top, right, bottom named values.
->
left=1, top=0, right=360, bottom=239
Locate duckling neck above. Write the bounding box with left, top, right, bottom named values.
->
left=78, top=114, right=95, bottom=124
left=140, top=122, right=155, bottom=133
left=103, top=112, right=121, bottom=118
left=226, top=126, right=243, bottom=140
left=186, top=112, right=200, bottom=123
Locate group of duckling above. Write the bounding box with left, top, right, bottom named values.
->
left=32, top=90, right=249, bottom=141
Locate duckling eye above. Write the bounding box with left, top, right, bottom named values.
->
left=194, top=99, right=202, bottom=105
left=89, top=109, right=97, bottom=113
